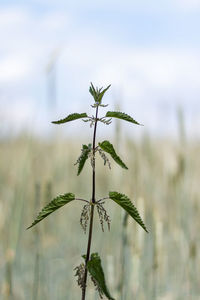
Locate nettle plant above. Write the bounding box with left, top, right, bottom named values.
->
left=28, top=83, right=148, bottom=300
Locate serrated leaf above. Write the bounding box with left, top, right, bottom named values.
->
left=105, top=111, right=141, bottom=125
left=87, top=253, right=115, bottom=300
left=98, top=140, right=128, bottom=169
left=75, top=144, right=91, bottom=175
left=52, top=113, right=88, bottom=124
left=27, top=193, right=75, bottom=229
left=109, top=192, right=148, bottom=232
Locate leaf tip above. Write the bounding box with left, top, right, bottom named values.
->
left=26, top=224, right=32, bottom=230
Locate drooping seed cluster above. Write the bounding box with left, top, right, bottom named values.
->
left=98, top=117, right=112, bottom=125
left=80, top=204, right=90, bottom=233
left=98, top=148, right=111, bottom=169
left=96, top=202, right=111, bottom=232
left=82, top=114, right=112, bottom=127
left=82, top=116, right=96, bottom=128
left=74, top=263, right=85, bottom=290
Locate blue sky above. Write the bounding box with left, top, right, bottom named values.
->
left=0, top=0, right=200, bottom=137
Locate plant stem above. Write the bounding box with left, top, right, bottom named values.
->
left=82, top=106, right=99, bottom=300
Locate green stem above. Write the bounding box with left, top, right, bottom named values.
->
left=81, top=106, right=99, bottom=300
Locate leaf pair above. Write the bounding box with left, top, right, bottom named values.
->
left=75, top=140, right=128, bottom=175
left=51, top=111, right=141, bottom=127
left=27, top=191, right=148, bottom=233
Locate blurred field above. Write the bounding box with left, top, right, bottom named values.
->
left=0, top=132, right=200, bottom=300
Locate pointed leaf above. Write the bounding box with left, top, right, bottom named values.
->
left=98, top=85, right=111, bottom=104
left=89, top=83, right=111, bottom=104
left=109, top=192, right=148, bottom=232
left=76, top=144, right=92, bottom=175
left=87, top=253, right=115, bottom=300
left=52, top=113, right=88, bottom=124
left=27, top=193, right=75, bottom=229
left=89, top=83, right=97, bottom=100
left=106, top=111, right=141, bottom=125
left=99, top=140, right=128, bottom=169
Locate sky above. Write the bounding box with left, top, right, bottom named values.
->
left=0, top=0, right=200, bottom=138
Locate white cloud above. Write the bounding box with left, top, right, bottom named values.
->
left=0, top=55, right=33, bottom=83
left=29, top=0, right=200, bottom=14
left=0, top=7, right=72, bottom=84
left=175, top=0, right=200, bottom=11
left=0, top=7, right=29, bottom=27
left=0, top=5, right=200, bottom=136
left=62, top=36, right=200, bottom=98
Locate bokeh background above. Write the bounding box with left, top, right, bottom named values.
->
left=0, top=1, right=200, bottom=299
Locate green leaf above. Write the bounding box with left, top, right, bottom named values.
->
left=87, top=253, right=115, bottom=300
left=98, top=140, right=128, bottom=169
left=89, top=83, right=111, bottom=104
left=27, top=193, right=75, bottom=229
left=52, top=113, right=88, bottom=124
left=98, top=85, right=111, bottom=103
left=109, top=192, right=148, bottom=232
left=75, top=144, right=91, bottom=175
left=105, top=111, right=141, bottom=125
left=89, top=83, right=97, bottom=100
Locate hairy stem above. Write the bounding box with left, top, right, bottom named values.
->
left=82, top=106, right=99, bottom=300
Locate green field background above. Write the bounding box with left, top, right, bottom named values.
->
left=0, top=130, right=200, bottom=299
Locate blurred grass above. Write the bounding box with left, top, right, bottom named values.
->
left=0, top=133, right=200, bottom=299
